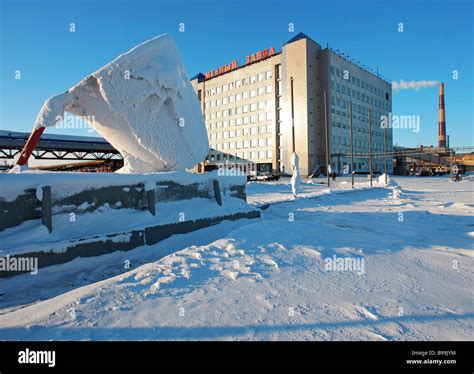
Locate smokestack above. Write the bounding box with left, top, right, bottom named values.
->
left=438, top=82, right=446, bottom=148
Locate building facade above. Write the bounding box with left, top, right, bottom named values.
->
left=191, top=32, right=393, bottom=176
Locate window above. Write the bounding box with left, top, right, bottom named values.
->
left=251, top=139, right=257, bottom=147
left=258, top=87, right=264, bottom=96
left=258, top=73, right=264, bottom=81
left=250, top=103, right=257, bottom=111
left=250, top=90, right=256, bottom=98
left=243, top=91, right=249, bottom=99
left=266, top=71, right=272, bottom=80
left=266, top=85, right=273, bottom=94
left=258, top=138, right=265, bottom=147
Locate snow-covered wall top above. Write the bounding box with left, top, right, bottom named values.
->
left=0, top=170, right=246, bottom=202
left=33, top=34, right=209, bottom=173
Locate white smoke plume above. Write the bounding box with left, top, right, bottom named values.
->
left=392, top=79, right=439, bottom=91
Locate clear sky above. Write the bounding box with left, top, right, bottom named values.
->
left=1, top=0, right=472, bottom=147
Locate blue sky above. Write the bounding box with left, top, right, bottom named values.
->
left=1, top=0, right=472, bottom=147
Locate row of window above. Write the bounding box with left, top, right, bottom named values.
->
left=331, top=121, right=392, bottom=139
left=331, top=107, right=393, bottom=132
left=331, top=160, right=392, bottom=172
left=331, top=83, right=390, bottom=111
left=205, top=86, right=273, bottom=114
left=209, top=124, right=273, bottom=140
left=210, top=137, right=273, bottom=150
left=331, top=136, right=390, bottom=151
left=331, top=66, right=388, bottom=99
left=207, top=109, right=274, bottom=123
left=209, top=150, right=273, bottom=161
left=206, top=71, right=273, bottom=97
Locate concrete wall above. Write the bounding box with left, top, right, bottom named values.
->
left=0, top=209, right=260, bottom=278
left=0, top=177, right=247, bottom=232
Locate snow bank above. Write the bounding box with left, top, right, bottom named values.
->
left=33, top=34, right=209, bottom=173
left=377, top=173, right=391, bottom=185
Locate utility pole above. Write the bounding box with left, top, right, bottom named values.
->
left=290, top=77, right=296, bottom=153
left=349, top=101, right=354, bottom=188
left=324, top=90, right=330, bottom=187
left=450, top=148, right=453, bottom=177
left=368, top=109, right=373, bottom=186
left=383, top=126, right=388, bottom=185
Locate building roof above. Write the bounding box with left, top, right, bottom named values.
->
left=283, top=32, right=319, bottom=46
left=190, top=72, right=205, bottom=82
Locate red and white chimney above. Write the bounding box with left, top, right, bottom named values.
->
left=438, top=83, right=447, bottom=148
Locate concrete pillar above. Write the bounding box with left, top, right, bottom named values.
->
left=41, top=186, right=52, bottom=233
left=147, top=189, right=156, bottom=216
left=213, top=180, right=222, bottom=206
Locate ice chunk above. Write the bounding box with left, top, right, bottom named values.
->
left=36, top=185, right=45, bottom=201
left=33, top=34, right=209, bottom=173
left=290, top=152, right=300, bottom=197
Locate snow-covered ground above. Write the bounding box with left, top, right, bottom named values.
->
left=0, top=175, right=472, bottom=340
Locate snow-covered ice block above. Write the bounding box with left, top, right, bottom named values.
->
left=33, top=34, right=209, bottom=173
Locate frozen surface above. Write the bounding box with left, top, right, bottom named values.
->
left=0, top=176, right=472, bottom=340
left=32, top=34, right=208, bottom=173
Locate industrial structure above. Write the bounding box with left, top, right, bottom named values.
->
left=0, top=131, right=122, bottom=171
left=438, top=83, right=447, bottom=148
left=191, top=32, right=393, bottom=176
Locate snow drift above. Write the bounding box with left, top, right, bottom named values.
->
left=33, top=34, right=209, bottom=173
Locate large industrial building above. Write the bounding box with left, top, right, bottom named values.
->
left=191, top=32, right=393, bottom=176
